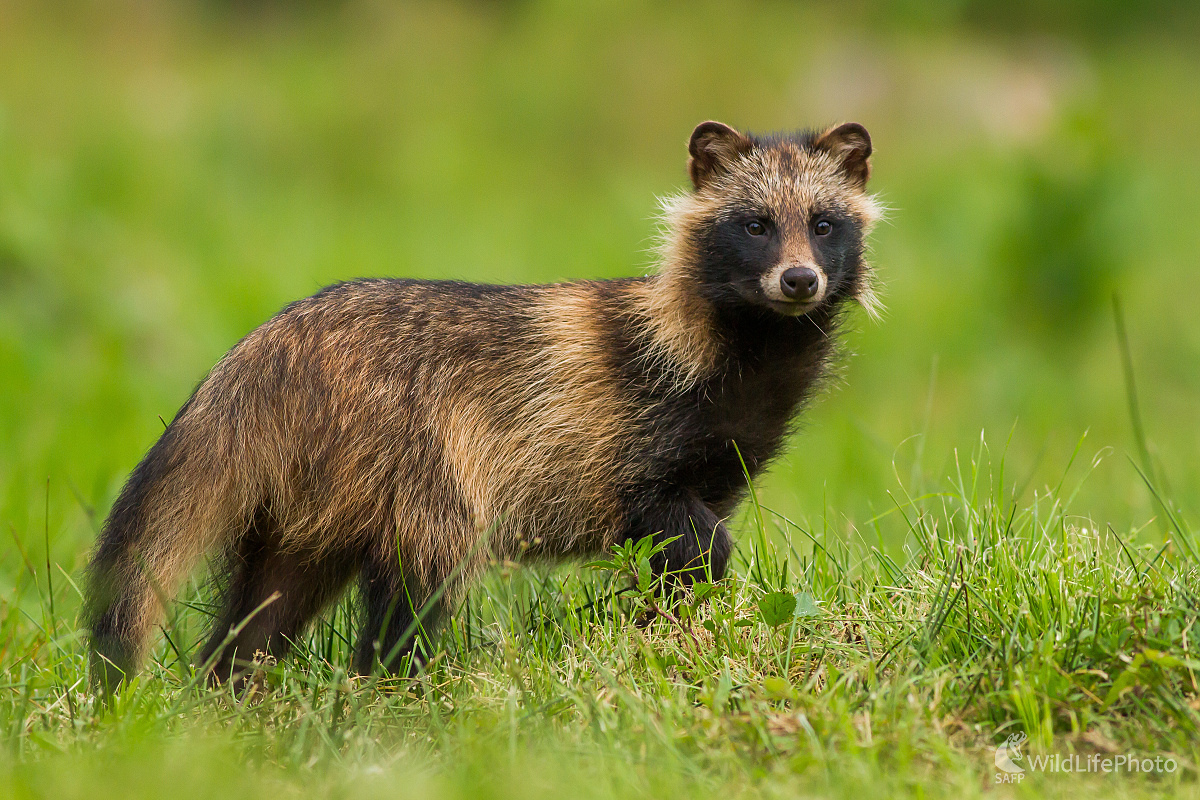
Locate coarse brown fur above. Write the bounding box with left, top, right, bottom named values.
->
left=85, top=121, right=882, bottom=691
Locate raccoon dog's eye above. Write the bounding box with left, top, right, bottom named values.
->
left=814, top=219, right=833, bottom=236
left=745, top=220, right=767, bottom=236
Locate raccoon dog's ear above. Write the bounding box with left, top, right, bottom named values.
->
left=688, top=121, right=753, bottom=190
left=814, top=122, right=872, bottom=188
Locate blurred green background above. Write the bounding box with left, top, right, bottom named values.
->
left=2, top=0, right=1199, bottom=587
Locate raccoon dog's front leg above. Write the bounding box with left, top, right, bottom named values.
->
left=623, top=490, right=732, bottom=588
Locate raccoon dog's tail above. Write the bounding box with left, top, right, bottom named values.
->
left=85, top=415, right=253, bottom=692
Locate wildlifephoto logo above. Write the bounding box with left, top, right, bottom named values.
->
left=994, top=732, right=1027, bottom=777
left=993, top=730, right=1178, bottom=784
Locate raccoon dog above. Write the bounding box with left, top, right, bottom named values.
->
left=85, top=120, right=881, bottom=690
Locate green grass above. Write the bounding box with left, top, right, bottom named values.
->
left=4, top=1, right=1200, bottom=797
left=5, top=442, right=1200, bottom=798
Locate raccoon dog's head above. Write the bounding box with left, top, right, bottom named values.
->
left=670, top=120, right=881, bottom=319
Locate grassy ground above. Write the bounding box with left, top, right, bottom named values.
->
left=6, top=446, right=1200, bottom=797
left=3, top=1, right=1200, bottom=797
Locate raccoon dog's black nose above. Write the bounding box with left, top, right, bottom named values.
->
left=780, top=267, right=820, bottom=300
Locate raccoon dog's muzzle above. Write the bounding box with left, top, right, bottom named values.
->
left=761, top=263, right=828, bottom=314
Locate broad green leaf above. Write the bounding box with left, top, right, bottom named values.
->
left=794, top=591, right=825, bottom=618
left=637, top=557, right=652, bottom=593
left=758, top=591, right=797, bottom=627
left=763, top=677, right=794, bottom=699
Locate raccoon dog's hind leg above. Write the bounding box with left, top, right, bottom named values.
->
left=196, top=510, right=359, bottom=687
left=354, top=545, right=446, bottom=677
